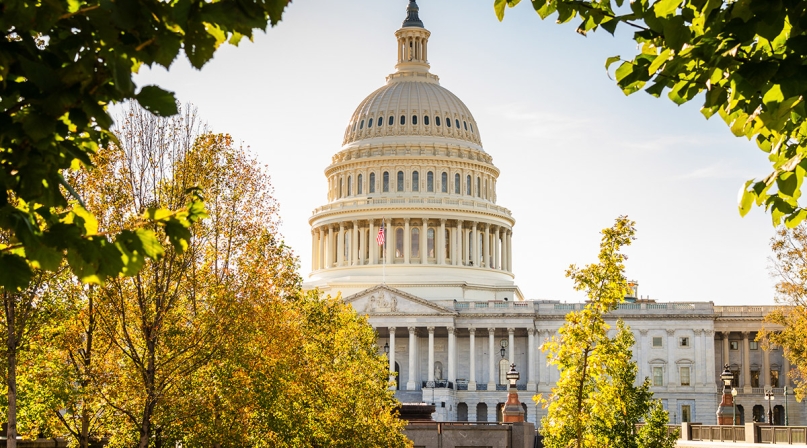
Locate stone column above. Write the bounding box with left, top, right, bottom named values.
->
left=407, top=327, right=417, bottom=390
left=471, top=221, right=479, bottom=267
left=388, top=327, right=396, bottom=389
left=385, top=218, right=393, bottom=263
left=359, top=227, right=366, bottom=265
left=352, top=221, right=359, bottom=265
left=494, top=226, right=500, bottom=269
left=337, top=222, right=345, bottom=267
left=428, top=326, right=435, bottom=382
left=501, top=228, right=508, bottom=272
left=639, top=329, right=648, bottom=384
left=439, top=219, right=446, bottom=265
left=667, top=329, right=675, bottom=386
left=421, top=218, right=428, bottom=264
left=783, top=354, right=791, bottom=388
left=318, top=228, right=326, bottom=269
left=508, top=328, right=515, bottom=364
left=460, top=221, right=467, bottom=265
left=311, top=230, right=317, bottom=272
left=706, top=330, right=716, bottom=388
left=763, top=345, right=771, bottom=388
left=404, top=218, right=411, bottom=264
left=488, top=328, right=496, bottom=390
left=448, top=326, right=456, bottom=383
left=694, top=329, right=704, bottom=386
left=507, top=230, right=513, bottom=272
left=483, top=223, right=490, bottom=268
left=454, top=220, right=462, bottom=266
left=527, top=328, right=536, bottom=390
left=743, top=331, right=752, bottom=392
left=325, top=225, right=333, bottom=268
left=368, top=220, right=376, bottom=265
left=722, top=332, right=730, bottom=368
left=469, top=328, right=477, bottom=390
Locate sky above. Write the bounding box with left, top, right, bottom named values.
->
left=134, top=0, right=779, bottom=305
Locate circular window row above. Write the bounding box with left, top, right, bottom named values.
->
left=353, top=115, right=474, bottom=133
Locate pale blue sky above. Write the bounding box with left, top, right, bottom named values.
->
left=135, top=0, right=777, bottom=305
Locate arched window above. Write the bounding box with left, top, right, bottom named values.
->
left=347, top=175, right=352, bottom=196
left=359, top=120, right=364, bottom=130
left=424, top=115, right=430, bottom=125
left=368, top=118, right=373, bottom=128
left=441, top=172, right=448, bottom=193
left=378, top=116, right=384, bottom=127
left=412, top=171, right=419, bottom=192
left=400, top=115, right=406, bottom=125
left=476, top=403, right=488, bottom=422
left=395, top=228, right=404, bottom=258
left=463, top=120, right=468, bottom=130
left=427, top=171, right=434, bottom=192
left=412, top=115, right=418, bottom=125
left=357, top=174, right=363, bottom=195
left=457, top=403, right=468, bottom=422
left=427, top=228, right=435, bottom=258
left=455, top=119, right=461, bottom=128
left=411, top=228, right=420, bottom=258
left=383, top=172, right=390, bottom=192
left=388, top=116, right=394, bottom=126
left=436, top=116, right=441, bottom=126
left=446, top=117, right=452, bottom=127
left=466, top=175, right=472, bottom=196
left=476, top=177, right=481, bottom=197
left=454, top=173, right=461, bottom=194
left=397, top=171, right=404, bottom=192
left=499, top=359, right=510, bottom=385
left=339, top=178, right=343, bottom=198
left=369, top=173, right=376, bottom=193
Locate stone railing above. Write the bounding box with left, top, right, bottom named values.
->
left=759, top=426, right=807, bottom=444
left=536, top=301, right=712, bottom=315
left=690, top=424, right=746, bottom=443
left=714, top=306, right=780, bottom=317
left=311, top=196, right=513, bottom=218
left=453, top=301, right=535, bottom=313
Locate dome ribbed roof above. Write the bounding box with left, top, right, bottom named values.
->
left=342, top=75, right=483, bottom=148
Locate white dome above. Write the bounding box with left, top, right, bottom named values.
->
left=342, top=73, right=483, bottom=148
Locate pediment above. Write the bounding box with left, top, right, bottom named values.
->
left=344, top=284, right=457, bottom=316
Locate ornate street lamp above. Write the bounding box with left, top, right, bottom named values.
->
left=383, top=342, right=390, bottom=355
left=506, top=363, right=519, bottom=388
left=731, top=388, right=738, bottom=425
left=502, top=363, right=525, bottom=423
left=716, top=364, right=736, bottom=425
left=500, top=339, right=507, bottom=359
left=764, top=389, right=775, bottom=426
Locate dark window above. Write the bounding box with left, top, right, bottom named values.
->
left=476, top=177, right=481, bottom=197
left=368, top=118, right=373, bottom=128
left=400, top=115, right=406, bottom=125
left=357, top=174, right=363, bottom=194
left=464, top=121, right=468, bottom=130
left=466, top=175, right=471, bottom=196
left=389, top=116, right=394, bottom=126
left=446, top=117, right=452, bottom=127
left=412, top=171, right=419, bottom=192
left=427, top=171, right=434, bottom=192
left=412, top=115, right=418, bottom=125
left=454, top=173, right=460, bottom=194
left=347, top=176, right=352, bottom=196
left=436, top=116, right=441, bottom=126
left=441, top=172, right=448, bottom=193
left=455, top=119, right=460, bottom=128
left=424, top=115, right=430, bottom=125
left=378, top=116, right=384, bottom=127
left=397, top=171, right=404, bottom=192
left=470, top=123, right=474, bottom=132
left=383, top=172, right=389, bottom=192
left=359, top=120, right=364, bottom=130
left=369, top=173, right=376, bottom=193
left=339, top=178, right=343, bottom=198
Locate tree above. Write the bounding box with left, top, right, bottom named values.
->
left=495, top=0, right=807, bottom=227
left=0, top=0, right=291, bottom=290
left=759, top=223, right=807, bottom=402
left=539, top=217, right=676, bottom=448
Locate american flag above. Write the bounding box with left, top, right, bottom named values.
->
left=376, top=223, right=385, bottom=246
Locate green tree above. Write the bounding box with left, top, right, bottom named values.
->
left=539, top=217, right=676, bottom=448
left=0, top=0, right=291, bottom=290
left=759, top=223, right=807, bottom=402
left=495, top=0, right=807, bottom=227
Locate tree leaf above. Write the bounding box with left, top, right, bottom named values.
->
left=136, top=86, right=179, bottom=117
left=0, top=253, right=33, bottom=291
left=494, top=0, right=508, bottom=21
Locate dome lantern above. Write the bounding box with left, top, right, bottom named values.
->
left=395, top=2, right=430, bottom=73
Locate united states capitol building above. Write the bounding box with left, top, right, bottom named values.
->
left=303, top=1, right=805, bottom=428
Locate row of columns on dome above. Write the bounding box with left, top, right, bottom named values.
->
left=311, top=218, right=513, bottom=272
left=378, top=326, right=543, bottom=391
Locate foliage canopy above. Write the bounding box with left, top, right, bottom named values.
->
left=496, top=0, right=807, bottom=228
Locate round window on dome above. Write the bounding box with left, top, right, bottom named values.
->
left=455, top=119, right=460, bottom=129
left=435, top=116, right=441, bottom=126
left=378, top=116, right=384, bottom=127
left=446, top=118, right=451, bottom=128
left=424, top=115, right=430, bottom=125
left=389, top=116, right=394, bottom=126
left=368, top=118, right=373, bottom=128
left=360, top=120, right=364, bottom=130
left=400, top=115, right=406, bottom=125
left=412, top=115, right=418, bottom=125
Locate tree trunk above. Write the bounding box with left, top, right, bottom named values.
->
left=138, top=335, right=157, bottom=448
left=5, top=295, right=18, bottom=448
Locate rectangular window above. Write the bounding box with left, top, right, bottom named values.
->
left=383, top=172, right=389, bottom=192
left=652, top=337, right=663, bottom=348
left=681, top=405, right=691, bottom=423
left=730, top=341, right=739, bottom=350
left=680, top=367, right=691, bottom=386
left=750, top=341, right=759, bottom=350
left=653, top=367, right=663, bottom=386
left=751, top=370, right=760, bottom=387
left=771, top=370, right=779, bottom=388
left=679, top=337, right=690, bottom=347
left=427, top=171, right=434, bottom=192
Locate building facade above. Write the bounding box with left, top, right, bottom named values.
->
left=303, top=0, right=805, bottom=428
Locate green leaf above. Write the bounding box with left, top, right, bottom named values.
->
left=653, top=0, right=681, bottom=17
left=494, top=0, right=507, bottom=21
left=738, top=179, right=755, bottom=216
left=763, top=84, right=784, bottom=107
left=136, top=85, right=179, bottom=117
left=777, top=171, right=799, bottom=198
left=784, top=208, right=807, bottom=228
left=647, top=49, right=671, bottom=75
left=0, top=253, right=33, bottom=291
left=605, top=55, right=621, bottom=79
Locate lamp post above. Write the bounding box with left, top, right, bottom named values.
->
left=500, top=339, right=507, bottom=359
left=383, top=342, right=390, bottom=356
left=764, top=389, right=775, bottom=426
left=716, top=364, right=735, bottom=425
left=731, top=388, right=738, bottom=425
left=784, top=386, right=789, bottom=426
left=502, top=363, right=525, bottom=423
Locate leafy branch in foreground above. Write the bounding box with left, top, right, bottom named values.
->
left=496, top=0, right=807, bottom=227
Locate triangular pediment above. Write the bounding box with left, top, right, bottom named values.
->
left=344, top=284, right=457, bottom=316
